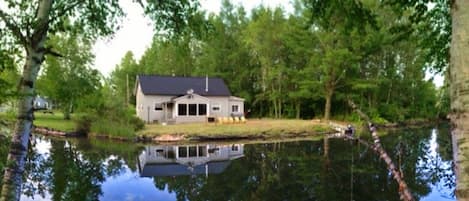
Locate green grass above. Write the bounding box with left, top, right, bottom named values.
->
left=33, top=112, right=76, bottom=132
left=139, top=119, right=333, bottom=139
left=30, top=112, right=336, bottom=141
left=89, top=119, right=135, bottom=139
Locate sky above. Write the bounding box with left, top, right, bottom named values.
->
left=92, top=0, right=292, bottom=77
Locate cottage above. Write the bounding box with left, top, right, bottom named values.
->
left=135, top=75, right=245, bottom=124
left=33, top=96, right=52, bottom=111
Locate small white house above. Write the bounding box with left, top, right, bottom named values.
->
left=33, top=96, right=52, bottom=110
left=135, top=75, right=245, bottom=124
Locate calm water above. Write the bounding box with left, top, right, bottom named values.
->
left=10, top=125, right=455, bottom=201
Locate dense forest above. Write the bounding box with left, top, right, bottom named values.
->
left=0, top=0, right=450, bottom=123
left=109, top=0, right=450, bottom=122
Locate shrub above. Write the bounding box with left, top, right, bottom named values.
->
left=129, top=116, right=145, bottom=131
left=75, top=115, right=94, bottom=135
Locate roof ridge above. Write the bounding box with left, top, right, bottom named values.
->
left=137, top=74, right=232, bottom=96
left=138, top=74, right=222, bottom=79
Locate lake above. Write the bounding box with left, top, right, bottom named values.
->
left=9, top=125, right=455, bottom=201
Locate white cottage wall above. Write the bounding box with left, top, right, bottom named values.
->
left=136, top=84, right=174, bottom=123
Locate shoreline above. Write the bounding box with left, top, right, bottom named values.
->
left=34, top=125, right=337, bottom=143
left=32, top=118, right=447, bottom=143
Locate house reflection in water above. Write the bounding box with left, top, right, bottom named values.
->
left=137, top=144, right=244, bottom=177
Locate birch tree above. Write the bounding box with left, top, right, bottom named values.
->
left=0, top=1, right=199, bottom=200
left=449, top=1, right=469, bottom=199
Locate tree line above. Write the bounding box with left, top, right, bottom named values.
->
left=0, top=0, right=460, bottom=200
left=110, top=0, right=449, bottom=122
left=0, top=0, right=449, bottom=123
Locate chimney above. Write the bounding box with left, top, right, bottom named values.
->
left=205, top=75, right=208, bottom=92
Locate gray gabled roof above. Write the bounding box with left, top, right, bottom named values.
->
left=140, top=161, right=231, bottom=177
left=137, top=75, right=231, bottom=96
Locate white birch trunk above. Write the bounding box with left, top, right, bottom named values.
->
left=450, top=1, right=469, bottom=200
left=0, top=1, right=53, bottom=200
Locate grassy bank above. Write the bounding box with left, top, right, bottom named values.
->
left=31, top=111, right=334, bottom=141
left=33, top=112, right=76, bottom=132
left=139, top=119, right=333, bottom=140
left=89, top=119, right=135, bottom=139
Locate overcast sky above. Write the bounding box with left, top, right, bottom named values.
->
left=92, top=0, right=292, bottom=77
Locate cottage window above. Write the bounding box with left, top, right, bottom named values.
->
left=178, top=104, right=187, bottom=116
left=198, top=146, right=207, bottom=157
left=232, top=145, right=239, bottom=151
left=189, top=104, right=197, bottom=116
left=155, top=103, right=163, bottom=111
left=178, top=147, right=187, bottom=158
left=212, top=105, right=220, bottom=111
left=232, top=105, right=239, bottom=113
left=198, top=104, right=207, bottom=115
left=189, top=146, right=197, bottom=157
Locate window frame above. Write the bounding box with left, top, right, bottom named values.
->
left=188, top=104, right=197, bottom=116
left=178, top=104, right=187, bottom=116
left=232, top=105, right=239, bottom=113
left=198, top=104, right=207, bottom=116
left=212, top=104, right=221, bottom=112
left=155, top=103, right=163, bottom=111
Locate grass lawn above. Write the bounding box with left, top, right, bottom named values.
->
left=33, top=112, right=76, bottom=132
left=139, top=119, right=333, bottom=140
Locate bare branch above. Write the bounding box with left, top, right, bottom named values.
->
left=0, top=9, right=29, bottom=47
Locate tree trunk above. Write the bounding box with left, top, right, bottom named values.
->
left=63, top=109, right=71, bottom=120
left=347, top=100, right=414, bottom=201
left=1, top=51, right=45, bottom=201
left=63, top=101, right=72, bottom=120
left=295, top=101, right=301, bottom=119
left=272, top=99, right=277, bottom=118
left=278, top=99, right=282, bottom=118
left=324, top=88, right=333, bottom=120
left=0, top=1, right=53, bottom=201
left=450, top=1, right=469, bottom=200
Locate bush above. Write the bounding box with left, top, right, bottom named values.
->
left=129, top=116, right=145, bottom=131
left=75, top=115, right=94, bottom=135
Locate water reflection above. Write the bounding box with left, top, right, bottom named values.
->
left=0, top=125, right=455, bottom=201
left=138, top=144, right=244, bottom=177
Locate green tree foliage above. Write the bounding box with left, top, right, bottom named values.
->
left=110, top=51, right=140, bottom=106
left=194, top=1, right=254, bottom=111
left=0, top=67, right=19, bottom=107
left=126, top=1, right=442, bottom=122
left=37, top=34, right=101, bottom=120
left=140, top=36, right=196, bottom=76
left=244, top=7, right=289, bottom=118
left=386, top=0, right=451, bottom=72
left=0, top=0, right=201, bottom=200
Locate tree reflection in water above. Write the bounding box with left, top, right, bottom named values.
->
left=147, top=127, right=455, bottom=201
left=0, top=125, right=455, bottom=201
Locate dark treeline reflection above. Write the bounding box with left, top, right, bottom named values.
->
left=0, top=125, right=455, bottom=201
left=151, top=126, right=455, bottom=201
